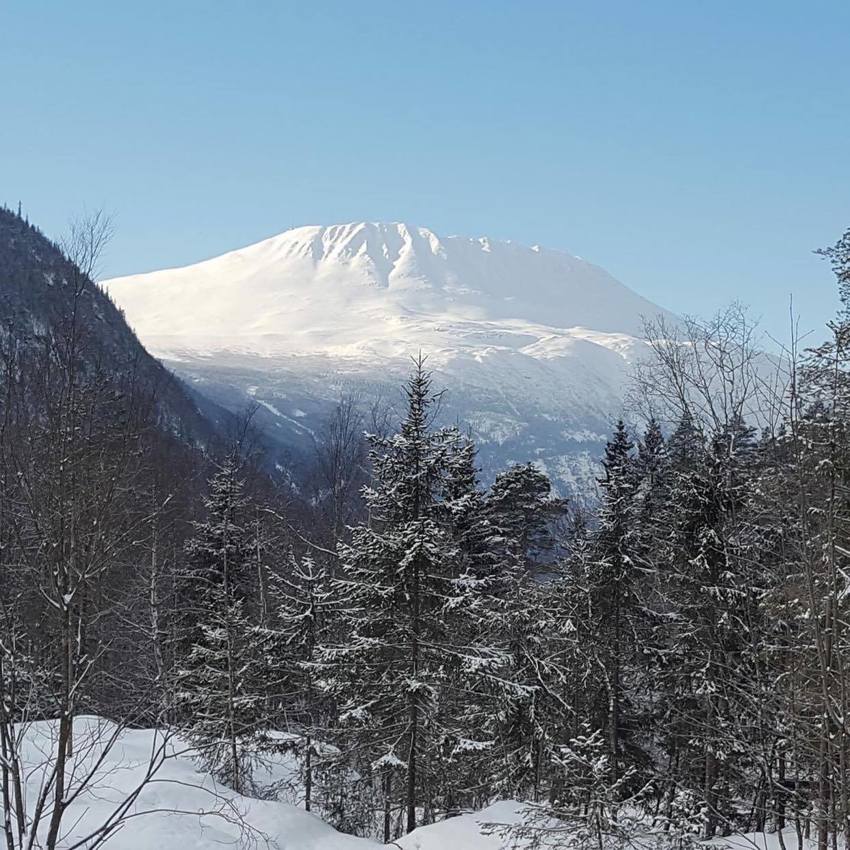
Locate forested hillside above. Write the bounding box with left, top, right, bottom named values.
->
left=0, top=206, right=232, bottom=443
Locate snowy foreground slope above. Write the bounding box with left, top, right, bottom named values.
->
left=11, top=717, right=816, bottom=850
left=15, top=716, right=525, bottom=849
left=14, top=717, right=372, bottom=849
left=103, top=223, right=677, bottom=493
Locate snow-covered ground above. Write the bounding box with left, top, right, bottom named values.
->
left=11, top=717, right=372, bottom=849
left=395, top=801, right=526, bottom=849
left=705, top=832, right=818, bottom=850
left=12, top=716, right=524, bottom=849
left=7, top=717, right=819, bottom=850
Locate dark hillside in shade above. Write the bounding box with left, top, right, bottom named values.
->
left=0, top=205, right=230, bottom=443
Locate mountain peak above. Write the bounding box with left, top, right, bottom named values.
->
left=252, top=221, right=446, bottom=283
left=104, top=221, right=673, bottom=359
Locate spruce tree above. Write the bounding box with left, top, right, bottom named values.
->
left=317, top=361, right=498, bottom=838
left=479, top=462, right=568, bottom=803
left=652, top=410, right=764, bottom=837
left=266, top=551, right=332, bottom=810
left=174, top=454, right=264, bottom=794
left=633, top=417, right=668, bottom=556
left=487, top=462, right=566, bottom=572
left=591, top=420, right=646, bottom=788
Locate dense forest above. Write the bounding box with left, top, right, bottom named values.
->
left=3, top=207, right=850, bottom=850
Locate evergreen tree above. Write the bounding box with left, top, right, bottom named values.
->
left=478, top=463, right=569, bottom=804
left=266, top=551, right=332, bottom=810
left=174, top=454, right=264, bottom=794
left=510, top=725, right=641, bottom=850
left=485, top=572, right=564, bottom=802
left=652, top=410, right=765, bottom=837
left=487, top=462, right=566, bottom=573
left=633, top=417, right=669, bottom=561
left=590, top=421, right=647, bottom=788
left=317, top=361, right=499, bottom=839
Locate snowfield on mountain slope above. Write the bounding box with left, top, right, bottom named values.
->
left=102, top=222, right=675, bottom=494
left=103, top=221, right=673, bottom=359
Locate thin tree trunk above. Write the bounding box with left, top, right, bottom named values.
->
left=383, top=772, right=392, bottom=844
left=304, top=734, right=312, bottom=812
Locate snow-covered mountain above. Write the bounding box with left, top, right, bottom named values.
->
left=104, top=222, right=675, bottom=493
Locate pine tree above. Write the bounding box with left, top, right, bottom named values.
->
left=174, top=454, right=264, bottom=794
left=266, top=551, right=332, bottom=810
left=317, top=361, right=498, bottom=838
left=590, top=420, right=646, bottom=789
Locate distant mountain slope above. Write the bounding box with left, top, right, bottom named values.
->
left=0, top=206, right=228, bottom=444
left=104, top=221, right=673, bottom=356
left=104, top=222, right=675, bottom=493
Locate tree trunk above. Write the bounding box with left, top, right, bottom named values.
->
left=304, top=734, right=312, bottom=812
left=383, top=772, right=392, bottom=844
left=406, top=701, right=417, bottom=833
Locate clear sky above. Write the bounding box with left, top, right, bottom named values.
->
left=2, top=1, right=848, bottom=341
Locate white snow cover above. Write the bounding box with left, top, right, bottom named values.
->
left=12, top=716, right=524, bottom=848
left=12, top=716, right=372, bottom=849
left=103, top=222, right=673, bottom=360
left=8, top=716, right=817, bottom=850
left=396, top=801, right=526, bottom=849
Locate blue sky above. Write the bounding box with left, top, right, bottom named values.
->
left=2, top=1, right=848, bottom=340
